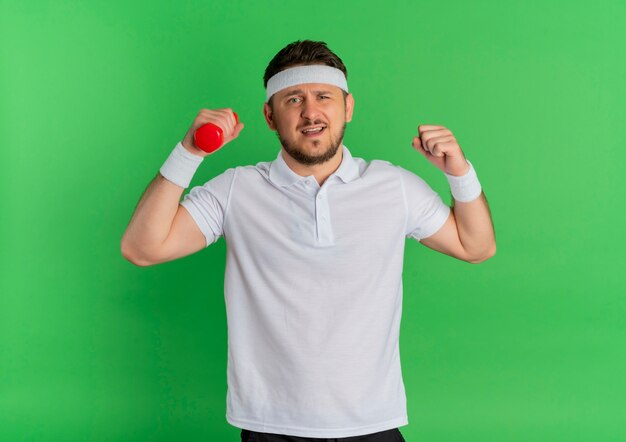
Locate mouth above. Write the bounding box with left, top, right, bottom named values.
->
left=300, top=125, right=326, bottom=137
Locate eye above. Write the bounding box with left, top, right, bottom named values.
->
left=320, top=95, right=329, bottom=99
left=288, top=97, right=301, bottom=103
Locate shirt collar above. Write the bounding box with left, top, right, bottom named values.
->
left=269, top=144, right=360, bottom=187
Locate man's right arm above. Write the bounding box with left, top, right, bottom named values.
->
left=120, top=173, right=206, bottom=266
left=120, top=108, right=243, bottom=266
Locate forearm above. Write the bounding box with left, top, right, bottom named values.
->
left=452, top=191, right=496, bottom=261
left=121, top=173, right=185, bottom=261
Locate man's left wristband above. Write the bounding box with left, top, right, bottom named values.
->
left=444, top=159, right=482, bottom=202
left=159, top=142, right=204, bottom=188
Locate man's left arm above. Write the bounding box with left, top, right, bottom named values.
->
left=412, top=124, right=496, bottom=263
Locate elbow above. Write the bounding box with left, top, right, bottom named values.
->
left=120, top=240, right=155, bottom=267
left=124, top=255, right=154, bottom=267
left=467, top=243, right=496, bottom=264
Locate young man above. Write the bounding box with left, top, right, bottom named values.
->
left=121, top=40, right=496, bottom=442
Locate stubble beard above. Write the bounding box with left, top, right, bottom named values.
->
left=277, top=121, right=347, bottom=166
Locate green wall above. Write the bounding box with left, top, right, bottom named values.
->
left=1, top=0, right=624, bottom=441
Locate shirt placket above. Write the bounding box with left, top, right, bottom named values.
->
left=314, top=184, right=334, bottom=246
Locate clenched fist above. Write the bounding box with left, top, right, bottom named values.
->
left=182, top=108, right=244, bottom=157
left=412, top=124, right=470, bottom=177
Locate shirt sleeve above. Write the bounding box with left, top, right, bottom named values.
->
left=179, top=167, right=237, bottom=248
left=396, top=165, right=451, bottom=242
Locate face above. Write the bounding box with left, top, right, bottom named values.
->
left=263, top=83, right=354, bottom=166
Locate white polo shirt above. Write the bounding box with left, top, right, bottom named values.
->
left=180, top=144, right=451, bottom=438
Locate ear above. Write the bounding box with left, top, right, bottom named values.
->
left=345, top=93, right=355, bottom=123
left=263, top=102, right=276, bottom=131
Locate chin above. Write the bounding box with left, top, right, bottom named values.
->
left=284, top=139, right=339, bottom=165
left=276, top=123, right=346, bottom=166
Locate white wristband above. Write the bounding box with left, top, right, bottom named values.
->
left=159, top=142, right=204, bottom=188
left=444, top=159, right=482, bottom=202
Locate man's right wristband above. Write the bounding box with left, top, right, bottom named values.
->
left=159, top=141, right=204, bottom=188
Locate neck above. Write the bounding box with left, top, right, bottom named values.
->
left=282, top=146, right=343, bottom=187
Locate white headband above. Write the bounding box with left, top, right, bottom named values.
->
left=265, top=65, right=348, bottom=103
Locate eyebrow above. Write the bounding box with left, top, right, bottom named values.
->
left=282, top=89, right=333, bottom=97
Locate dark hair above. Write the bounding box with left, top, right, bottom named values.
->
left=263, top=40, right=348, bottom=108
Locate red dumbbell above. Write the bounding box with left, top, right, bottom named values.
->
left=193, top=111, right=239, bottom=153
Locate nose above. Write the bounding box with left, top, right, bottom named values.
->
left=300, top=96, right=322, bottom=121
